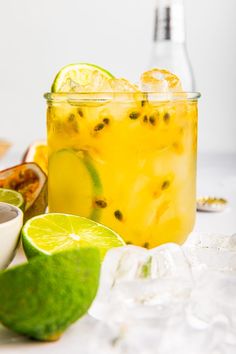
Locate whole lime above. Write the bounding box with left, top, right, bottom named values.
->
left=0, top=248, right=100, bottom=341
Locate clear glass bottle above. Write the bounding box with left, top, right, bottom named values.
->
left=149, top=0, right=195, bottom=91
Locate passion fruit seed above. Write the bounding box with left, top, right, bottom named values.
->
left=126, top=241, right=133, bottom=245
left=143, top=242, right=149, bottom=249
left=19, top=170, right=24, bottom=179
left=161, top=180, right=170, bottom=190
left=173, top=142, right=184, bottom=154
left=143, top=115, right=148, bottom=123
left=103, top=118, right=110, bottom=125
left=94, top=123, right=105, bottom=131
left=141, top=100, right=147, bottom=107
left=68, top=114, right=75, bottom=122
left=129, top=112, right=140, bottom=120
left=114, top=210, right=123, bottom=221
left=77, top=109, right=84, bottom=117
left=67, top=114, right=79, bottom=133
left=54, top=121, right=63, bottom=133
left=149, top=116, right=156, bottom=126
left=94, top=199, right=107, bottom=208
left=8, top=180, right=17, bottom=189
left=163, top=112, right=170, bottom=123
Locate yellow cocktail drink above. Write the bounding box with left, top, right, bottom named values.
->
left=46, top=90, right=199, bottom=248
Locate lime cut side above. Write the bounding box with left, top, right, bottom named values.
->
left=22, top=213, right=125, bottom=260
left=48, top=149, right=102, bottom=220
left=0, top=188, right=24, bottom=210
left=51, top=63, right=114, bottom=92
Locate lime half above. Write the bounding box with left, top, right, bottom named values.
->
left=22, top=213, right=125, bottom=260
left=51, top=63, right=114, bottom=92
left=48, top=149, right=102, bottom=221
left=0, top=188, right=24, bottom=210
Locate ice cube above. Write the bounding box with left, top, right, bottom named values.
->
left=87, top=313, right=236, bottom=354
left=189, top=269, right=236, bottom=329
left=140, top=68, right=183, bottom=93
left=64, top=75, right=139, bottom=93
left=108, top=78, right=139, bottom=92
left=89, top=244, right=192, bottom=322
left=156, top=314, right=236, bottom=354
left=183, top=233, right=236, bottom=272
left=89, top=236, right=236, bottom=353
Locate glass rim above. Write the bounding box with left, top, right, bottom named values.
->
left=44, top=92, right=201, bottom=102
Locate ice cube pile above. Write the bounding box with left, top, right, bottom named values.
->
left=63, top=68, right=183, bottom=93
left=88, top=233, right=236, bottom=354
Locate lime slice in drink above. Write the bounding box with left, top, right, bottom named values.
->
left=0, top=248, right=100, bottom=341
left=0, top=188, right=24, bottom=210
left=22, top=213, right=125, bottom=260
left=51, top=63, right=114, bottom=92
left=48, top=149, right=102, bottom=220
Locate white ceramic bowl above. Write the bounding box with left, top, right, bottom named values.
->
left=0, top=202, right=23, bottom=269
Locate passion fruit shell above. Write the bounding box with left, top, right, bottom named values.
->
left=23, top=141, right=48, bottom=175
left=0, top=163, right=47, bottom=221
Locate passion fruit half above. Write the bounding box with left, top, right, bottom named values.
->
left=0, top=163, right=47, bottom=221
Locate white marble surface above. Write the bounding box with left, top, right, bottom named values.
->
left=0, top=152, right=236, bottom=353
left=195, top=153, right=236, bottom=235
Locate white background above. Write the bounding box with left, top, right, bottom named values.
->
left=0, top=0, right=236, bottom=154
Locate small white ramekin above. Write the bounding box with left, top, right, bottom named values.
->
left=0, top=202, right=23, bottom=269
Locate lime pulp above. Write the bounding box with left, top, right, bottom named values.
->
left=0, top=188, right=24, bottom=210
left=22, top=213, right=125, bottom=260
